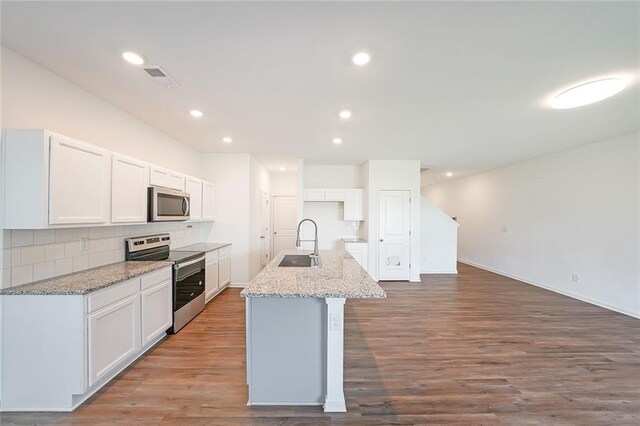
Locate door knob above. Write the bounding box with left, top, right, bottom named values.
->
left=379, top=238, right=384, bottom=242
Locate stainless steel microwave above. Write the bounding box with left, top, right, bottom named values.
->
left=148, top=187, right=190, bottom=222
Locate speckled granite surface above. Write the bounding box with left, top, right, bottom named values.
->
left=174, top=242, right=231, bottom=252
left=241, top=249, right=386, bottom=299
left=341, top=238, right=368, bottom=243
left=0, top=261, right=173, bottom=296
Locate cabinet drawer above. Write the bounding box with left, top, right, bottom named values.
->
left=87, top=278, right=139, bottom=313
left=206, top=250, right=219, bottom=263
left=219, top=246, right=231, bottom=257
left=141, top=267, right=172, bottom=290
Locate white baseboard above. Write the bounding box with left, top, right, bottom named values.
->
left=228, top=282, right=247, bottom=288
left=458, top=259, right=640, bottom=320
left=421, top=269, right=458, bottom=274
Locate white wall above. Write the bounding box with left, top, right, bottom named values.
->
left=270, top=172, right=298, bottom=197
left=201, top=153, right=251, bottom=285
left=1, top=47, right=202, bottom=177
left=425, top=132, right=640, bottom=318
left=249, top=158, right=270, bottom=279
left=420, top=198, right=458, bottom=274
left=366, top=160, right=422, bottom=282
left=303, top=164, right=365, bottom=188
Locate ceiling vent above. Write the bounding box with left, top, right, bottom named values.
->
left=143, top=66, right=179, bottom=88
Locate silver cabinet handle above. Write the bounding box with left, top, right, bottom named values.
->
left=260, top=236, right=265, bottom=239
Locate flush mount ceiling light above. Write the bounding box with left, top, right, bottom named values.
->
left=332, top=138, right=343, bottom=144
left=352, top=52, right=370, bottom=66
left=339, top=110, right=352, bottom=119
left=189, top=109, right=204, bottom=118
left=279, top=166, right=286, bottom=171
left=446, top=172, right=453, bottom=177
left=551, top=77, right=627, bottom=109
left=122, top=51, right=147, bottom=66
left=222, top=136, right=232, bottom=143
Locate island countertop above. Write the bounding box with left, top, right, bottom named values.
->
left=241, top=249, right=386, bottom=299
left=0, top=261, right=173, bottom=296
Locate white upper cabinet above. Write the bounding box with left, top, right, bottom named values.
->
left=185, top=177, right=203, bottom=221
left=111, top=155, right=148, bottom=223
left=344, top=189, right=364, bottom=221
left=324, top=189, right=346, bottom=202
left=304, top=189, right=325, bottom=201
left=49, top=135, right=110, bottom=225
left=149, top=166, right=185, bottom=191
left=202, top=181, right=216, bottom=221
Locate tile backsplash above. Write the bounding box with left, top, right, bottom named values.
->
left=1, top=222, right=212, bottom=289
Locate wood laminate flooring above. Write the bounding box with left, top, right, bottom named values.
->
left=2, top=263, right=639, bottom=425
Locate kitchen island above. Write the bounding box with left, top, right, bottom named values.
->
left=240, top=249, right=385, bottom=412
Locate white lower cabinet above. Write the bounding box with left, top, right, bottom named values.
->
left=0, top=266, right=172, bottom=411
left=88, top=293, right=141, bottom=387
left=141, top=280, right=173, bottom=346
left=345, top=242, right=368, bottom=272
left=205, top=251, right=220, bottom=302
left=219, top=249, right=231, bottom=287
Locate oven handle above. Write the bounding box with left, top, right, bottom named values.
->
left=175, top=255, right=205, bottom=269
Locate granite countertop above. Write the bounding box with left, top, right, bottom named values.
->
left=341, top=238, right=368, bottom=243
left=174, top=242, right=231, bottom=252
left=0, top=261, right=173, bottom=296
left=241, top=249, right=386, bottom=299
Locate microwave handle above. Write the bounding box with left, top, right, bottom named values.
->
left=182, top=197, right=190, bottom=216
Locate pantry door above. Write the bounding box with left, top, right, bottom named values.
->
left=272, top=196, right=298, bottom=257
left=378, top=190, right=411, bottom=281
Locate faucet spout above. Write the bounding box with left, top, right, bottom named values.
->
left=296, top=218, right=319, bottom=259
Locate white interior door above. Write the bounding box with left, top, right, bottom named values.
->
left=378, top=190, right=411, bottom=281
left=260, top=191, right=271, bottom=267
left=272, top=196, right=298, bottom=257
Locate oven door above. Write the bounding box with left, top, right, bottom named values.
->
left=149, top=187, right=190, bottom=222
left=174, top=256, right=205, bottom=311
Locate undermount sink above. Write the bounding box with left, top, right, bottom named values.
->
left=278, top=255, right=315, bottom=267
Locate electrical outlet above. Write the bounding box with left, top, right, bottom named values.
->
left=330, top=313, right=342, bottom=330
left=571, top=273, right=580, bottom=283
left=80, top=238, right=89, bottom=252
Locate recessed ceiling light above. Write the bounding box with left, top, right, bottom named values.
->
left=446, top=172, right=453, bottom=177
left=352, top=52, right=370, bottom=66
left=339, top=110, right=352, bottom=119
left=190, top=110, right=204, bottom=118
left=551, top=78, right=627, bottom=109
left=279, top=166, right=286, bottom=171
left=122, top=51, right=147, bottom=66
left=222, top=136, right=232, bottom=143
left=332, top=138, right=343, bottom=144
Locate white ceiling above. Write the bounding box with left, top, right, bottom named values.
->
left=2, top=2, right=638, bottom=178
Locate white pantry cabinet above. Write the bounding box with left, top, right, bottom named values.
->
left=1, top=266, right=172, bottom=411
left=186, top=177, right=203, bottom=221
left=49, top=136, right=110, bottom=225
left=111, top=155, right=148, bottom=223
left=202, top=181, right=216, bottom=220
left=149, top=166, right=185, bottom=191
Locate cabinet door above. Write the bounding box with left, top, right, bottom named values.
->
left=149, top=166, right=185, bottom=191
left=111, top=155, right=148, bottom=223
left=202, top=181, right=216, bottom=220
left=49, top=136, right=110, bottom=225
left=344, top=189, right=364, bottom=221
left=218, top=254, right=230, bottom=287
left=205, top=259, right=220, bottom=301
left=304, top=189, right=325, bottom=201
left=141, top=280, right=172, bottom=346
left=185, top=178, right=203, bottom=221
left=88, top=294, right=141, bottom=387
left=324, top=189, right=346, bottom=202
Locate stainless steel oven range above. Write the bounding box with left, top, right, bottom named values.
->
left=125, top=233, right=205, bottom=333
